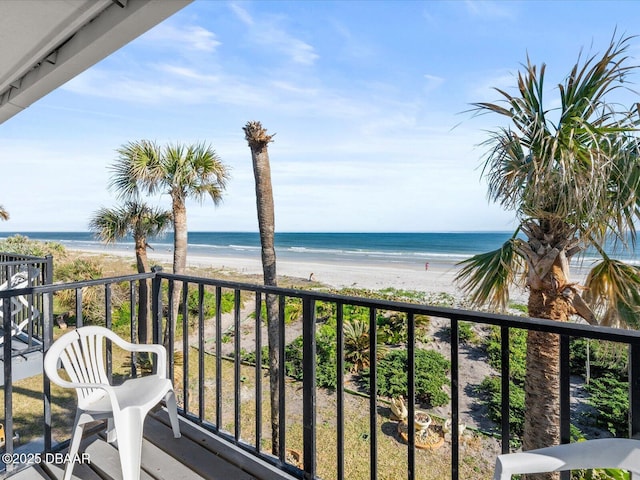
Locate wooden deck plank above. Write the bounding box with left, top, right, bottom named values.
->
left=40, top=460, right=103, bottom=480
left=143, top=416, right=255, bottom=480
left=7, top=413, right=296, bottom=480
left=81, top=437, right=156, bottom=480
left=5, top=464, right=49, bottom=479
left=139, top=436, right=209, bottom=480
left=150, top=411, right=297, bottom=480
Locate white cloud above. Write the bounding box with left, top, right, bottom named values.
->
left=141, top=24, right=221, bottom=52
left=229, top=2, right=254, bottom=26
left=424, top=74, right=445, bottom=89
left=228, top=3, right=318, bottom=66
left=464, top=1, right=516, bottom=20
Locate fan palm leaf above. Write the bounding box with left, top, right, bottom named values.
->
left=455, top=236, right=525, bottom=311
left=89, top=201, right=172, bottom=247
left=584, top=254, right=640, bottom=329
left=0, top=206, right=9, bottom=221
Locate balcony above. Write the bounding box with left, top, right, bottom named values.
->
left=2, top=255, right=640, bottom=480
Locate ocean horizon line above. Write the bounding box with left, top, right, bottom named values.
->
left=0, top=229, right=516, bottom=235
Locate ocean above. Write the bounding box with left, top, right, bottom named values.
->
left=0, top=231, right=635, bottom=268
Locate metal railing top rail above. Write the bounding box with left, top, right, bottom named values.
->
left=155, top=269, right=640, bottom=345
left=0, top=252, right=51, bottom=263
left=0, top=271, right=155, bottom=299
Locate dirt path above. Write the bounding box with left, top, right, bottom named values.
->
left=182, top=293, right=304, bottom=357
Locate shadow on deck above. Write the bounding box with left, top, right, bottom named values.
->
left=7, top=410, right=296, bottom=480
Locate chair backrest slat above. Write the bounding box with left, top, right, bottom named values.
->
left=57, top=331, right=111, bottom=402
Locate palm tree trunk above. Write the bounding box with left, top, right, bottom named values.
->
left=244, top=120, right=280, bottom=455
left=169, top=194, right=188, bottom=345
left=522, top=256, right=572, bottom=480
left=172, top=195, right=188, bottom=275
left=134, top=238, right=151, bottom=345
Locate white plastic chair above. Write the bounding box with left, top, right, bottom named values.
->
left=494, top=438, right=640, bottom=479
left=44, top=326, right=181, bottom=480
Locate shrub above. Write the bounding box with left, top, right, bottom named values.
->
left=252, top=297, right=303, bottom=325
left=55, top=257, right=103, bottom=282
left=570, top=339, right=628, bottom=381
left=185, top=288, right=217, bottom=318
left=0, top=234, right=66, bottom=259
left=585, top=375, right=629, bottom=437
left=54, top=257, right=106, bottom=324
left=283, top=328, right=338, bottom=389
left=479, top=326, right=527, bottom=442
left=478, top=375, right=525, bottom=439
left=184, top=288, right=236, bottom=320
left=485, top=326, right=527, bottom=383
left=377, top=312, right=431, bottom=345
left=360, top=349, right=450, bottom=407
left=243, top=323, right=339, bottom=390
left=442, top=321, right=479, bottom=345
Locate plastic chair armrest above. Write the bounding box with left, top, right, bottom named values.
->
left=108, top=338, right=168, bottom=378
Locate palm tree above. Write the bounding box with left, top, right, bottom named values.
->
left=455, top=35, right=640, bottom=475
left=0, top=206, right=9, bottom=221
left=110, top=140, right=230, bottom=276
left=243, top=120, right=281, bottom=455
left=110, top=140, right=230, bottom=334
left=89, top=200, right=172, bottom=344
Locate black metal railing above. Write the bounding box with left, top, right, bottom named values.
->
left=0, top=271, right=153, bottom=475
left=2, top=267, right=640, bottom=479
left=150, top=270, right=640, bottom=480
left=0, top=253, right=52, bottom=358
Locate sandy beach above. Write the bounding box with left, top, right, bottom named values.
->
left=71, top=244, right=538, bottom=305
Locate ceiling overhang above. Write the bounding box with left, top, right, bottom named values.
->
left=0, top=0, right=193, bottom=124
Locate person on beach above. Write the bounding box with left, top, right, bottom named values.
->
left=425, top=262, right=429, bottom=271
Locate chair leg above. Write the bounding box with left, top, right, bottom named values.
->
left=165, top=391, right=181, bottom=438
left=63, top=413, right=86, bottom=480
left=106, top=417, right=116, bottom=443
left=113, top=410, right=145, bottom=480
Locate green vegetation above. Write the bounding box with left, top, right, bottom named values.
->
left=361, top=349, right=450, bottom=407
left=283, top=325, right=338, bottom=389
left=478, top=326, right=633, bottom=443
left=185, top=288, right=236, bottom=319
left=478, top=327, right=527, bottom=440
left=0, top=234, right=65, bottom=260
left=584, top=375, right=629, bottom=437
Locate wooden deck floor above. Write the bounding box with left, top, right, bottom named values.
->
left=5, top=410, right=296, bottom=480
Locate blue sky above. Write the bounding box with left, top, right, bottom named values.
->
left=1, top=0, right=639, bottom=232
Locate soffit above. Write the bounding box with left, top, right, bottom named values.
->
left=0, top=0, right=192, bottom=124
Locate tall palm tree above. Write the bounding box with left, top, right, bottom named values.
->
left=89, top=200, right=172, bottom=344
left=110, top=140, right=231, bottom=333
left=0, top=206, right=9, bottom=221
left=243, top=120, right=281, bottom=455
left=455, top=35, right=640, bottom=477
left=110, top=140, right=230, bottom=276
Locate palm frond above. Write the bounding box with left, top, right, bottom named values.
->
left=109, top=140, right=163, bottom=198
left=88, top=206, right=130, bottom=243
left=455, top=236, right=524, bottom=310
left=583, top=255, right=640, bottom=328
left=473, top=34, right=639, bottom=234
left=0, top=205, right=9, bottom=221
left=162, top=141, right=231, bottom=204
left=89, top=201, right=172, bottom=246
